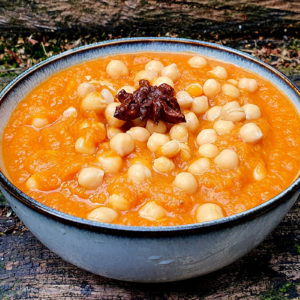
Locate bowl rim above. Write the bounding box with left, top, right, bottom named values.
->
left=0, top=37, right=299, bottom=237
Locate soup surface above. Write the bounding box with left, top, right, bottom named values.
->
left=1, top=52, right=300, bottom=226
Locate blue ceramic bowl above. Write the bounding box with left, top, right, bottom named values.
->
left=0, top=38, right=299, bottom=282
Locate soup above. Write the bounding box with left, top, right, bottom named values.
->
left=1, top=52, right=299, bottom=226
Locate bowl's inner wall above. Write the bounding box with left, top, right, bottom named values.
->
left=0, top=39, right=299, bottom=174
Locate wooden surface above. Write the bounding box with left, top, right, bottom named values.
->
left=0, top=1, right=299, bottom=38
left=0, top=38, right=300, bottom=299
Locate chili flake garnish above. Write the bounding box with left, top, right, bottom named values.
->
left=114, top=80, right=186, bottom=124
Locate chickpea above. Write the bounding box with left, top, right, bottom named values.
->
left=96, top=122, right=107, bottom=142
left=106, top=60, right=128, bottom=79
left=196, top=203, right=224, bottom=223
left=239, top=123, right=263, bottom=143
left=196, top=129, right=217, bottom=145
left=105, top=102, right=126, bottom=128
left=134, top=70, right=156, bottom=83
left=242, top=104, right=261, bottom=120
left=78, top=121, right=106, bottom=140
left=32, top=117, right=48, bottom=128
left=118, top=85, right=135, bottom=94
left=183, top=112, right=200, bottom=132
left=192, top=96, right=209, bottom=115
left=26, top=175, right=38, bottom=190
left=79, top=121, right=90, bottom=130
left=209, top=66, right=228, bottom=80
left=107, top=127, right=123, bottom=139
left=161, top=140, right=180, bottom=157
left=87, top=207, right=118, bottom=223
left=81, top=91, right=107, bottom=112
left=253, top=161, right=267, bottom=181
left=139, top=201, right=166, bottom=221
left=62, top=107, right=77, bottom=119
left=110, top=133, right=135, bottom=156
left=227, top=79, right=238, bottom=86
left=220, top=101, right=245, bottom=122
left=161, top=63, right=181, bottom=81
left=77, top=82, right=96, bottom=98
left=146, top=120, right=167, bottom=134
left=108, top=194, right=130, bottom=211
left=153, top=156, right=175, bottom=173
left=206, top=106, right=222, bottom=121
left=147, top=133, right=170, bottom=152
left=223, top=101, right=239, bottom=109
left=188, top=56, right=207, bottom=68
left=153, top=76, right=174, bottom=88
left=173, top=172, right=198, bottom=194
left=170, top=124, right=189, bottom=142
left=222, top=83, right=240, bottom=98
left=238, top=78, right=258, bottom=92
left=97, top=155, right=122, bottom=173
left=128, top=163, right=151, bottom=183
left=78, top=167, right=104, bottom=189
left=213, top=120, right=234, bottom=135
left=101, top=89, right=114, bottom=104
left=214, top=149, right=239, bottom=169
left=203, top=79, right=221, bottom=98
left=186, top=83, right=203, bottom=97
left=75, top=137, right=96, bottom=154
left=176, top=91, right=193, bottom=109
left=127, top=126, right=150, bottom=142
left=188, top=158, right=210, bottom=175
left=145, top=60, right=164, bottom=74
left=179, top=143, right=191, bottom=161
left=198, top=143, right=219, bottom=158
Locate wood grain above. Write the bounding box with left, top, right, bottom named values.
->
left=0, top=0, right=299, bottom=37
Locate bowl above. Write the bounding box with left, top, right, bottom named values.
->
left=0, top=38, right=299, bottom=282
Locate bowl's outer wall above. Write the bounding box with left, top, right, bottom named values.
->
left=0, top=38, right=299, bottom=282
left=2, top=186, right=299, bottom=282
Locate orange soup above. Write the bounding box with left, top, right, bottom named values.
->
left=2, top=52, right=300, bottom=226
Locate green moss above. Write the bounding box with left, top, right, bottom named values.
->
left=0, top=43, right=4, bottom=54
left=0, top=71, right=18, bottom=78
left=0, top=280, right=20, bottom=300
left=259, top=283, right=295, bottom=300
left=288, top=39, right=300, bottom=51
left=23, top=43, right=46, bottom=60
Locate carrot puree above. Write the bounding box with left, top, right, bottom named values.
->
left=1, top=52, right=300, bottom=226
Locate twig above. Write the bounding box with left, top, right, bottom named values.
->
left=0, top=67, right=27, bottom=73
left=41, top=42, right=48, bottom=57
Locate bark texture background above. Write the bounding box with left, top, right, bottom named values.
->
left=0, top=0, right=299, bottom=38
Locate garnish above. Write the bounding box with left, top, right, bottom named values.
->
left=114, top=80, right=186, bottom=124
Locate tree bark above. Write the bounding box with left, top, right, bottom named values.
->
left=0, top=0, right=299, bottom=38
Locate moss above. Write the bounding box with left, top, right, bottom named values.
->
left=259, top=283, right=296, bottom=300
left=0, top=43, right=5, bottom=54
